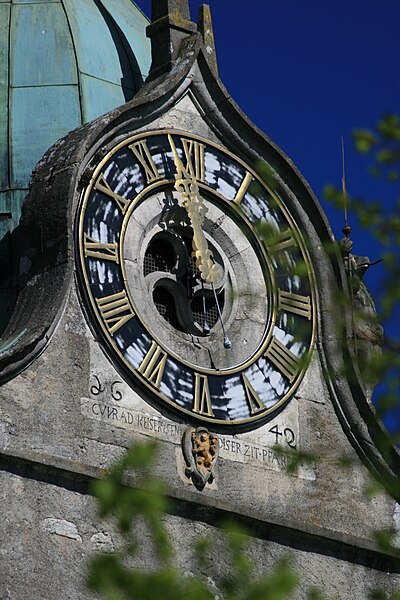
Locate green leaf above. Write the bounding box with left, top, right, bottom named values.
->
left=376, top=148, right=396, bottom=164
left=122, top=439, right=158, bottom=470
left=91, top=479, right=118, bottom=516
left=377, top=114, right=400, bottom=141
left=373, top=529, right=399, bottom=555
left=387, top=169, right=399, bottom=181
left=353, top=129, right=377, bottom=153
left=245, top=559, right=298, bottom=600
left=255, top=160, right=278, bottom=190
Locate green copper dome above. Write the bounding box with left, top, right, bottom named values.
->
left=0, top=0, right=151, bottom=239
left=0, top=0, right=151, bottom=331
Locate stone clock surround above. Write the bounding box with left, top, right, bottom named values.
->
left=76, top=128, right=315, bottom=425
left=1, top=30, right=398, bottom=487
left=0, top=23, right=400, bottom=600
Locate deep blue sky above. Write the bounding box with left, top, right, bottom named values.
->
left=136, top=0, right=400, bottom=433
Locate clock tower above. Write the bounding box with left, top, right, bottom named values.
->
left=0, top=1, right=399, bottom=598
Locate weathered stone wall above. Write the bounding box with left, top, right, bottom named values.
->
left=1, top=259, right=399, bottom=598
left=1, top=50, right=399, bottom=600
left=1, top=463, right=400, bottom=600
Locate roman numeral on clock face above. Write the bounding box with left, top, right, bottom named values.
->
left=129, top=139, right=162, bottom=184
left=267, top=229, right=296, bottom=253
left=242, top=374, right=266, bottom=415
left=84, top=234, right=119, bottom=263
left=193, top=373, right=214, bottom=417
left=94, top=173, right=131, bottom=214
left=264, top=336, right=300, bottom=383
left=137, top=341, right=167, bottom=389
left=233, top=171, right=254, bottom=204
left=180, top=138, right=205, bottom=182
left=95, top=290, right=135, bottom=336
left=278, top=290, right=311, bottom=320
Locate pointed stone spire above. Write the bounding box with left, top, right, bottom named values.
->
left=147, top=0, right=197, bottom=79
left=197, top=5, right=218, bottom=75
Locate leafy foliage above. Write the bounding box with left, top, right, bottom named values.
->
left=88, top=441, right=301, bottom=600
left=353, top=114, right=400, bottom=181
left=324, top=114, right=400, bottom=441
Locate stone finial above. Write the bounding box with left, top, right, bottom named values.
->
left=147, top=0, right=197, bottom=79
left=152, top=0, right=191, bottom=21
left=197, top=5, right=218, bottom=75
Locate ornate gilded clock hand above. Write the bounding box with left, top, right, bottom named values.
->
left=168, top=135, right=223, bottom=286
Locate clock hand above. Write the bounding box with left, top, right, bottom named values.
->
left=212, top=283, right=232, bottom=349
left=168, top=135, right=223, bottom=286
left=200, top=278, right=210, bottom=335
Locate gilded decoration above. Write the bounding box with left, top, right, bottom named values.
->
left=182, top=426, right=218, bottom=490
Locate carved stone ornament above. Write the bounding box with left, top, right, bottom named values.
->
left=182, top=427, right=218, bottom=490
left=338, top=236, right=384, bottom=399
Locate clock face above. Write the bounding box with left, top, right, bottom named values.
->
left=76, top=130, right=315, bottom=428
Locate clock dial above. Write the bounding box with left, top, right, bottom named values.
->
left=77, top=130, right=315, bottom=428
